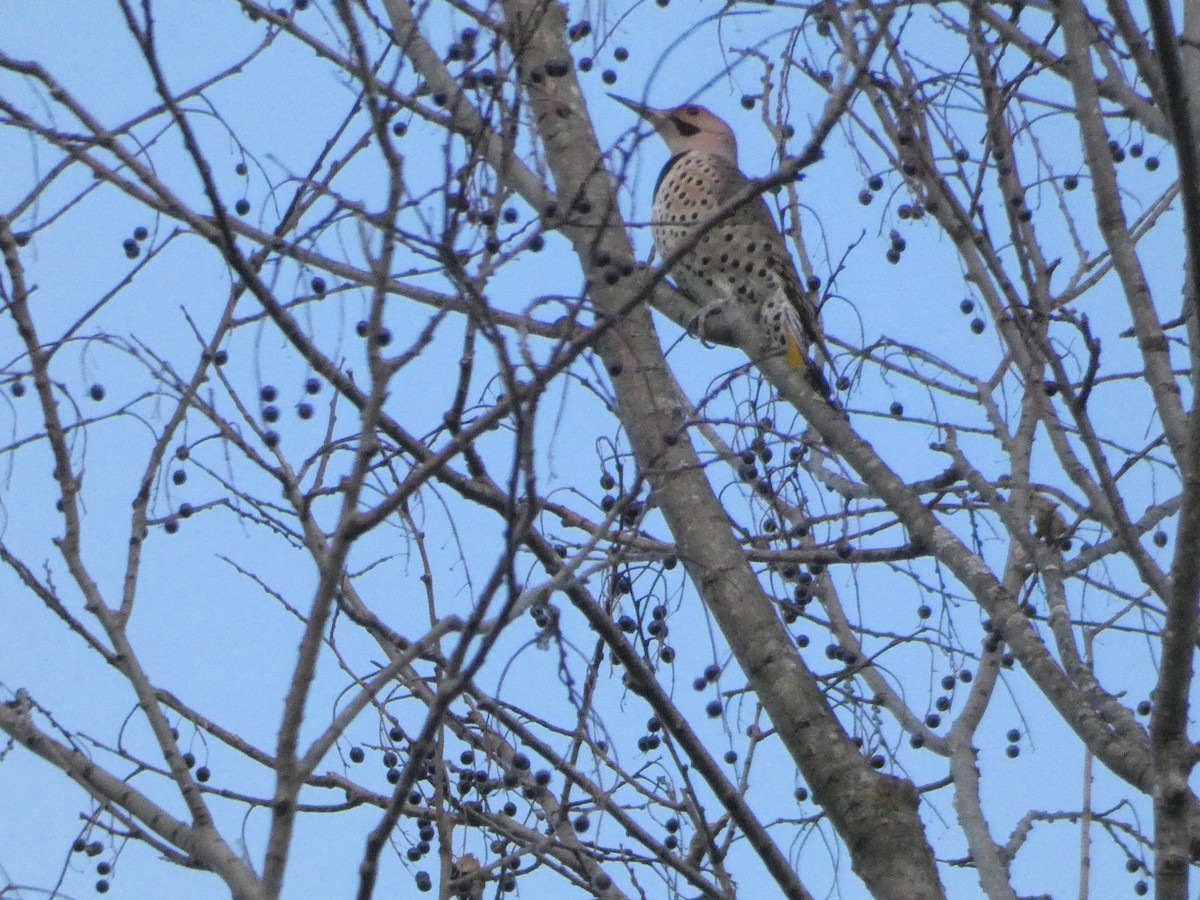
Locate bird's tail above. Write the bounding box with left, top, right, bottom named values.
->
left=780, top=310, right=832, bottom=398
left=784, top=336, right=806, bottom=370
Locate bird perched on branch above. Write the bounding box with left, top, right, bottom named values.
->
left=612, top=95, right=832, bottom=396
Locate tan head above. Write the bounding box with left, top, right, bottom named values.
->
left=611, top=95, right=739, bottom=165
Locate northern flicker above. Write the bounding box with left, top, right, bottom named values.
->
left=613, top=95, right=831, bottom=395
left=1030, top=493, right=1072, bottom=551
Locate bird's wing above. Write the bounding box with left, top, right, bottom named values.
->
left=708, top=157, right=833, bottom=375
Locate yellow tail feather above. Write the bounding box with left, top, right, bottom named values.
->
left=784, top=337, right=806, bottom=369
left=784, top=334, right=832, bottom=398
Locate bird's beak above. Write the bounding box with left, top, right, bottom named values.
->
left=609, top=93, right=666, bottom=129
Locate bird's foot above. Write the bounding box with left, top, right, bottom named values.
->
left=687, top=300, right=729, bottom=348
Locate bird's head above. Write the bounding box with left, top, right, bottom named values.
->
left=611, top=95, right=739, bottom=165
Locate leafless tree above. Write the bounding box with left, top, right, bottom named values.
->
left=1, top=0, right=1197, bottom=898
